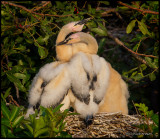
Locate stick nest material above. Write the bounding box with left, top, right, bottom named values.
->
left=64, top=112, right=153, bottom=138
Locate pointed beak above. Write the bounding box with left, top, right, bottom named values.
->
left=56, top=38, right=72, bottom=46
left=74, top=18, right=92, bottom=26
left=84, top=115, right=94, bottom=127
left=56, top=41, right=67, bottom=46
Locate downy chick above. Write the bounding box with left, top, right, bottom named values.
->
left=56, top=18, right=91, bottom=62
left=56, top=32, right=98, bottom=62
left=25, top=19, right=90, bottom=118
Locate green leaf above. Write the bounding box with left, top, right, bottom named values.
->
left=86, top=20, right=97, bottom=28
left=133, top=73, right=143, bottom=81
left=130, top=71, right=137, bottom=78
left=6, top=73, right=26, bottom=92
left=88, top=4, right=92, bottom=12
left=53, top=127, right=59, bottom=133
left=12, top=65, right=23, bottom=73
left=44, top=35, right=49, bottom=45
left=14, top=73, right=26, bottom=80
left=15, top=37, right=23, bottom=43
left=140, top=64, right=147, bottom=71
left=34, top=116, right=46, bottom=131
left=98, top=38, right=106, bottom=55
left=12, top=115, right=24, bottom=128
left=23, top=130, right=33, bottom=137
left=145, top=57, right=157, bottom=68
left=97, top=22, right=108, bottom=33
left=8, top=50, right=17, bottom=55
left=1, top=102, right=11, bottom=120
left=147, top=110, right=154, bottom=117
left=38, top=46, right=48, bottom=59
left=1, top=118, right=10, bottom=128
left=1, top=125, right=8, bottom=138
left=143, top=106, right=148, bottom=113
left=134, top=103, right=140, bottom=107
left=37, top=35, right=50, bottom=46
left=91, top=8, right=96, bottom=14
left=91, top=28, right=107, bottom=36
left=25, top=38, right=33, bottom=44
left=34, top=42, right=48, bottom=59
left=55, top=1, right=64, bottom=9
left=37, top=36, right=45, bottom=45
left=149, top=72, right=156, bottom=81
left=10, top=106, right=20, bottom=122
left=7, top=129, right=16, bottom=137
left=22, top=73, right=31, bottom=84
left=25, top=124, right=33, bottom=134
left=100, top=1, right=110, bottom=5
left=34, top=128, right=48, bottom=138
left=1, top=94, right=5, bottom=102
left=138, top=21, right=150, bottom=35
left=29, top=113, right=36, bottom=123
left=126, top=20, right=136, bottom=34
left=3, top=37, right=9, bottom=45
left=151, top=114, right=159, bottom=126
left=4, top=87, right=11, bottom=99
left=16, top=44, right=26, bottom=51
left=52, top=104, right=64, bottom=113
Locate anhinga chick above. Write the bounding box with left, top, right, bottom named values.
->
left=56, top=32, right=98, bottom=62
left=56, top=18, right=90, bottom=45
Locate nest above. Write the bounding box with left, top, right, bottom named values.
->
left=64, top=112, right=153, bottom=138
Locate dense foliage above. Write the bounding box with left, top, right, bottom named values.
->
left=134, top=103, right=159, bottom=138
left=1, top=1, right=159, bottom=138
left=1, top=102, right=75, bottom=137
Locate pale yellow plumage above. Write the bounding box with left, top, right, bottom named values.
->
left=26, top=20, right=129, bottom=121
left=56, top=29, right=129, bottom=115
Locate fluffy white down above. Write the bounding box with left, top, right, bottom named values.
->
left=68, top=52, right=110, bottom=118
left=39, top=62, right=67, bottom=82
left=40, top=66, right=71, bottom=107
left=26, top=51, right=111, bottom=119
left=68, top=52, right=90, bottom=97
left=91, top=54, right=101, bottom=75
left=26, top=61, right=71, bottom=118
left=93, top=57, right=110, bottom=101
left=74, top=91, right=99, bottom=118
left=78, top=52, right=93, bottom=75
left=28, top=62, right=67, bottom=106
left=28, top=74, right=43, bottom=106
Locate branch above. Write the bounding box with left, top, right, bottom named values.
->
left=1, top=1, right=72, bottom=17
left=107, top=31, right=158, bottom=59
left=122, top=76, right=139, bottom=85
left=118, top=1, right=159, bottom=15
left=107, top=31, right=157, bottom=68
left=8, top=95, right=20, bottom=107
left=31, top=1, right=51, bottom=12
left=96, top=7, right=123, bottom=20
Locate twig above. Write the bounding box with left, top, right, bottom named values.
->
left=31, top=1, right=51, bottom=12
left=82, top=1, right=87, bottom=9
left=132, top=100, right=142, bottom=122
left=8, top=95, right=20, bottom=107
left=122, top=76, right=139, bottom=84
left=1, top=1, right=72, bottom=17
left=97, top=111, right=122, bottom=116
left=118, top=1, right=159, bottom=15
left=96, top=7, right=123, bottom=20
left=107, top=32, right=158, bottom=59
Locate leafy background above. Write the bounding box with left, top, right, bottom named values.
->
left=1, top=1, right=159, bottom=138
